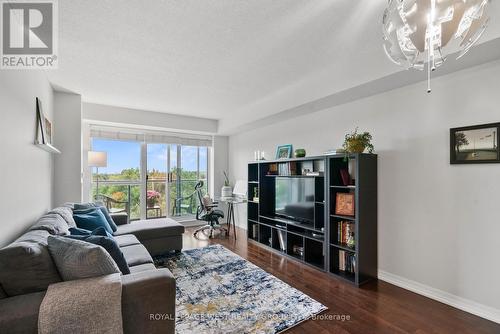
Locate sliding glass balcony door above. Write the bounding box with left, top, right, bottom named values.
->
left=91, top=139, right=142, bottom=220
left=147, top=144, right=209, bottom=220
left=91, top=137, right=209, bottom=222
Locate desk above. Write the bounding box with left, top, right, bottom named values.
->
left=217, top=197, right=246, bottom=239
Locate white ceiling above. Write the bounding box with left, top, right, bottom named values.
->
left=48, top=1, right=500, bottom=134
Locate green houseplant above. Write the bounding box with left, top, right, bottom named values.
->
left=342, top=127, right=374, bottom=154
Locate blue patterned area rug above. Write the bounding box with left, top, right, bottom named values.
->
left=154, top=244, right=327, bottom=334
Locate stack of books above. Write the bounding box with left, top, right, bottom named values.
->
left=323, top=148, right=345, bottom=155
left=338, top=251, right=356, bottom=273
left=337, top=221, right=355, bottom=247
left=277, top=162, right=297, bottom=176
left=267, top=163, right=278, bottom=175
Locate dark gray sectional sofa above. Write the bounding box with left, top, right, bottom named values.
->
left=0, top=206, right=184, bottom=334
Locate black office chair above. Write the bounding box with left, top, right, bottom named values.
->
left=193, top=181, right=227, bottom=238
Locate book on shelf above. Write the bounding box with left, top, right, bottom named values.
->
left=305, top=171, right=324, bottom=176
left=337, top=221, right=355, bottom=247
left=267, top=163, right=278, bottom=175
left=338, top=250, right=356, bottom=274
left=323, top=149, right=345, bottom=155
left=277, top=162, right=297, bottom=176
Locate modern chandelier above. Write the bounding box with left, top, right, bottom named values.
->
left=382, top=0, right=492, bottom=92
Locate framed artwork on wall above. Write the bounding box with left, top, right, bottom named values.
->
left=276, top=144, right=293, bottom=159
left=450, top=122, right=500, bottom=164
left=35, top=97, right=60, bottom=154
left=335, top=193, right=355, bottom=216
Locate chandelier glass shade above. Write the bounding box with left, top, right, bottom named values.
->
left=382, top=0, right=491, bottom=92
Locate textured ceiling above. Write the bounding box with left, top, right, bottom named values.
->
left=47, top=0, right=500, bottom=133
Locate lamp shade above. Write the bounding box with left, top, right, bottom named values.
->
left=88, top=151, right=107, bottom=167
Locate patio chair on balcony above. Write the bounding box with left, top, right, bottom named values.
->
left=171, top=190, right=197, bottom=217
left=97, top=194, right=130, bottom=225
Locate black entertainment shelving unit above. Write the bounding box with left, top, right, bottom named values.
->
left=247, top=154, right=377, bottom=286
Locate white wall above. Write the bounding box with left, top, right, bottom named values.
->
left=0, top=71, right=54, bottom=246
left=228, top=60, right=500, bottom=320
left=83, top=103, right=217, bottom=134
left=210, top=136, right=229, bottom=199
left=53, top=92, right=83, bottom=206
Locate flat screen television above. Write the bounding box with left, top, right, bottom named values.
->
left=275, top=177, right=315, bottom=224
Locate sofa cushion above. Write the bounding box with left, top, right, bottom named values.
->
left=29, top=213, right=69, bottom=236
left=47, top=236, right=120, bottom=281
left=114, top=234, right=141, bottom=247
left=0, top=230, right=61, bottom=296
left=121, top=244, right=153, bottom=267
left=73, top=207, right=114, bottom=235
left=66, top=232, right=130, bottom=275
left=128, top=263, right=156, bottom=274
left=111, top=212, right=128, bottom=226
left=74, top=203, right=118, bottom=232
left=114, top=219, right=184, bottom=240
left=48, top=207, right=76, bottom=228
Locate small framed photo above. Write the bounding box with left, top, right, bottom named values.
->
left=335, top=193, right=355, bottom=216
left=35, top=97, right=47, bottom=144
left=276, top=144, right=293, bottom=159
left=450, top=123, right=500, bottom=164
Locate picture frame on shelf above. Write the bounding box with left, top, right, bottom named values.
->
left=35, top=97, right=61, bottom=154
left=35, top=97, right=47, bottom=144
left=450, top=122, right=500, bottom=164
left=276, top=144, right=293, bottom=159
left=335, top=193, right=355, bottom=216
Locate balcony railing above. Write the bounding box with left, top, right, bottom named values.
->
left=92, top=178, right=207, bottom=220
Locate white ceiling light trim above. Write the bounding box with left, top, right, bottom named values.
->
left=382, top=0, right=492, bottom=92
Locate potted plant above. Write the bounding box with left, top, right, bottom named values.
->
left=342, top=127, right=374, bottom=154
left=221, top=171, right=232, bottom=198
left=147, top=190, right=161, bottom=208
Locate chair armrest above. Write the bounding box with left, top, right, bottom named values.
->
left=0, top=291, right=46, bottom=333
left=121, top=269, right=175, bottom=334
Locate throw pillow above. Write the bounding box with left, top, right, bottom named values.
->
left=69, top=226, right=113, bottom=238
left=74, top=203, right=118, bottom=232
left=29, top=213, right=69, bottom=236
left=73, top=208, right=114, bottom=235
left=66, top=233, right=130, bottom=275
left=48, top=207, right=77, bottom=228
left=47, top=236, right=120, bottom=281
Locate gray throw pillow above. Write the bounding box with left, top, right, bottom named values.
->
left=29, top=213, right=69, bottom=236
left=49, top=207, right=77, bottom=228
left=47, top=236, right=120, bottom=281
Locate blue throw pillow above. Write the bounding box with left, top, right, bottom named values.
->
left=73, top=208, right=114, bottom=235
left=66, top=233, right=130, bottom=275
left=69, top=226, right=113, bottom=238
left=97, top=207, right=118, bottom=232
left=74, top=203, right=118, bottom=232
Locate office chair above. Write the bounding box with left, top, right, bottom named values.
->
left=193, top=181, right=227, bottom=238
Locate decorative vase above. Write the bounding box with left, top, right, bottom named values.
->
left=221, top=186, right=232, bottom=198
left=295, top=148, right=306, bottom=158
left=147, top=198, right=156, bottom=208
left=345, top=140, right=366, bottom=153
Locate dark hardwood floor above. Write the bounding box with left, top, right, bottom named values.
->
left=182, top=226, right=499, bottom=334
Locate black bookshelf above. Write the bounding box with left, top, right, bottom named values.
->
left=247, top=154, right=377, bottom=286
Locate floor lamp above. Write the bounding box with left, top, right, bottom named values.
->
left=88, top=151, right=108, bottom=200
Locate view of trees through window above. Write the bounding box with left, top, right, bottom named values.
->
left=91, top=139, right=209, bottom=220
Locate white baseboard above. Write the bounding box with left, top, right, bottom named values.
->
left=378, top=270, right=500, bottom=324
